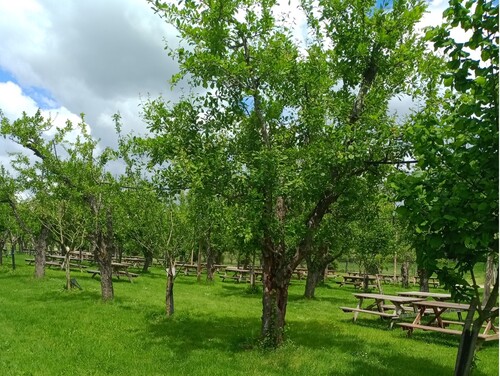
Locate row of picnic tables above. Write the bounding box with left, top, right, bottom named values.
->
left=340, top=272, right=440, bottom=288
left=340, top=291, right=498, bottom=342
left=25, top=254, right=141, bottom=283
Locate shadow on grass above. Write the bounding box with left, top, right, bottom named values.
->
left=141, top=312, right=456, bottom=375
left=334, top=350, right=453, bottom=376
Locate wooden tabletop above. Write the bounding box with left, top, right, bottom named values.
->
left=397, top=291, right=451, bottom=300
left=111, top=262, right=130, bottom=267
left=344, top=275, right=378, bottom=280
left=353, top=293, right=425, bottom=303
left=225, top=267, right=250, bottom=273
left=412, top=300, right=470, bottom=310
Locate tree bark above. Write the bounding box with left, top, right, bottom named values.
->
left=166, top=260, right=175, bottom=316
left=64, top=249, right=71, bottom=290
left=454, top=300, right=480, bottom=376
left=261, top=257, right=291, bottom=347
left=98, top=250, right=114, bottom=301
left=196, top=241, right=203, bottom=282
left=418, top=268, right=429, bottom=292
left=205, top=231, right=215, bottom=282
left=91, top=203, right=114, bottom=301
left=304, top=268, right=322, bottom=299
left=34, top=227, right=49, bottom=278
left=304, top=249, right=334, bottom=299
left=455, top=270, right=499, bottom=375
left=401, top=261, right=409, bottom=288
left=142, top=250, right=153, bottom=273
left=483, top=253, right=495, bottom=303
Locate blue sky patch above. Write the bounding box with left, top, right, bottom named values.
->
left=0, top=68, right=16, bottom=83
left=0, top=66, right=59, bottom=110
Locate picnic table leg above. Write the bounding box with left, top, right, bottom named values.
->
left=482, top=319, right=498, bottom=335
left=405, top=306, right=426, bottom=336
left=125, top=271, right=133, bottom=283
left=353, top=297, right=363, bottom=322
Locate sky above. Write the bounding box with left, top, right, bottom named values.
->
left=0, top=0, right=450, bottom=172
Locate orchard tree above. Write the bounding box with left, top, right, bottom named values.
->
left=391, top=1, right=498, bottom=374
left=147, top=0, right=432, bottom=346
left=0, top=110, right=120, bottom=301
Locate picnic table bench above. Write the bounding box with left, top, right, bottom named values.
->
left=396, top=300, right=499, bottom=342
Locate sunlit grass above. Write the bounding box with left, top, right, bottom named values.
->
left=0, top=254, right=497, bottom=376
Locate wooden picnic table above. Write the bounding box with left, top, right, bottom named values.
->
left=122, top=257, right=145, bottom=267
left=87, top=262, right=138, bottom=282
left=220, top=267, right=262, bottom=284
left=337, top=275, right=381, bottom=292
left=396, top=300, right=499, bottom=341
left=377, top=274, right=417, bottom=285
left=340, top=293, right=425, bottom=327
left=176, top=263, right=203, bottom=276
left=397, top=291, right=451, bottom=301
left=46, top=254, right=88, bottom=269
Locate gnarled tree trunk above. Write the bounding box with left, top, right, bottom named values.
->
left=483, top=253, right=496, bottom=303
left=142, top=250, right=153, bottom=273
left=418, top=267, right=429, bottom=292
left=304, top=248, right=334, bottom=299
left=34, top=227, right=49, bottom=278
left=166, top=259, right=175, bottom=316
left=95, top=231, right=114, bottom=301
left=401, top=261, right=409, bottom=288
left=261, top=254, right=291, bottom=347
left=90, top=197, right=114, bottom=302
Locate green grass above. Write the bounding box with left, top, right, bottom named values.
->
left=0, top=255, right=497, bottom=376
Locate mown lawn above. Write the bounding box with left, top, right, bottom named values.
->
left=0, top=255, right=497, bottom=376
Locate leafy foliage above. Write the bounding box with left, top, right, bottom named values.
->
left=391, top=0, right=498, bottom=298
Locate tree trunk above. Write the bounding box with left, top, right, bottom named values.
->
left=196, top=242, right=203, bottom=282
left=94, top=218, right=114, bottom=301
left=393, top=252, right=397, bottom=281
left=206, top=232, right=215, bottom=282
left=483, top=253, right=495, bottom=303
left=94, top=225, right=114, bottom=301
left=418, top=268, right=429, bottom=292
left=304, top=247, right=334, bottom=299
left=166, top=260, right=175, bottom=316
left=0, top=236, right=6, bottom=266
left=454, top=300, right=481, bottom=376
left=261, top=249, right=292, bottom=347
left=64, top=249, right=71, bottom=290
left=89, top=197, right=114, bottom=301
left=304, top=268, right=323, bottom=299
left=142, top=250, right=153, bottom=273
left=10, top=241, right=16, bottom=270
left=98, top=253, right=114, bottom=301
left=34, top=227, right=49, bottom=278
left=401, top=261, right=409, bottom=288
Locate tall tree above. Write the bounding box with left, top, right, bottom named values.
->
left=390, top=1, right=498, bottom=374
left=147, top=0, right=430, bottom=347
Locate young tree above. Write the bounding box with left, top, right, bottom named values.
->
left=391, top=1, right=498, bottom=374
left=146, top=0, right=431, bottom=346
left=0, top=110, right=120, bottom=301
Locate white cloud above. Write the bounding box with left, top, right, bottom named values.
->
left=0, top=0, right=453, bottom=171
left=0, top=0, right=178, bottom=157
left=0, top=81, right=39, bottom=120
left=0, top=81, right=89, bottom=155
